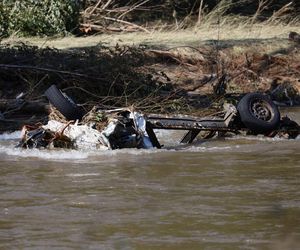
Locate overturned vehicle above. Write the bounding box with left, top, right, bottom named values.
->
left=18, top=85, right=300, bottom=150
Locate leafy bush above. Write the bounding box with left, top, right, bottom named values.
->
left=0, top=4, right=9, bottom=37
left=0, top=0, right=79, bottom=37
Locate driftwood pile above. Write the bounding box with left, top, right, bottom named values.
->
left=80, top=0, right=153, bottom=34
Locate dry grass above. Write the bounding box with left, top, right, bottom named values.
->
left=2, top=23, right=299, bottom=51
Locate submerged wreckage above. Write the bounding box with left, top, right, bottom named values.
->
left=18, top=85, right=300, bottom=150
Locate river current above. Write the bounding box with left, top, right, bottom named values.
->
left=0, top=108, right=299, bottom=249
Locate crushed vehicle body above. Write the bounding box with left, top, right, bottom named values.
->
left=18, top=108, right=153, bottom=150
left=17, top=85, right=300, bottom=150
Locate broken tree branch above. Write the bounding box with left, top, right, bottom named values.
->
left=102, top=0, right=114, bottom=10
left=89, top=0, right=103, bottom=15
left=103, top=16, right=151, bottom=33
left=197, top=0, right=204, bottom=25
left=118, top=0, right=151, bottom=19
left=266, top=2, right=293, bottom=24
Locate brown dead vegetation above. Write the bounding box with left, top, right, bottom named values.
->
left=78, top=0, right=300, bottom=35
left=145, top=38, right=300, bottom=107
left=0, top=32, right=300, bottom=132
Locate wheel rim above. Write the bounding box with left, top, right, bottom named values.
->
left=250, top=99, right=274, bottom=122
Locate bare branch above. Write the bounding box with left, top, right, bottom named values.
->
left=266, top=2, right=293, bottom=24
left=197, top=0, right=204, bottom=25
left=103, top=16, right=151, bottom=33
left=118, top=0, right=151, bottom=19
left=251, top=0, right=273, bottom=25
left=89, top=0, right=102, bottom=15
left=102, top=0, right=114, bottom=10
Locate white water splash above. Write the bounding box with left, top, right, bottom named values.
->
left=227, top=134, right=300, bottom=142
left=0, top=146, right=91, bottom=160
left=0, top=128, right=298, bottom=161
left=0, top=131, right=21, bottom=140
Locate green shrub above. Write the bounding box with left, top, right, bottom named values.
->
left=0, top=4, right=9, bottom=37
left=1, top=0, right=79, bottom=37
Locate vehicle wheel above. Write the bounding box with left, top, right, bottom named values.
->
left=237, top=93, right=280, bottom=134
left=44, top=85, right=84, bottom=121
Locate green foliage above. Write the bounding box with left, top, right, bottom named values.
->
left=0, top=4, right=9, bottom=37
left=0, top=0, right=79, bottom=37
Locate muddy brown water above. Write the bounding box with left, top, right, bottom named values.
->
left=0, top=108, right=299, bottom=249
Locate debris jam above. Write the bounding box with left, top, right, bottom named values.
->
left=18, top=108, right=153, bottom=150
left=16, top=86, right=300, bottom=150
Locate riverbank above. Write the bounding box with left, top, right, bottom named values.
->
left=0, top=26, right=300, bottom=132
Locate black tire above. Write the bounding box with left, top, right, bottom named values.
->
left=237, top=93, right=280, bottom=134
left=44, top=85, right=84, bottom=121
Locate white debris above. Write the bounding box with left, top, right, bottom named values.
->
left=33, top=109, right=154, bottom=150
left=42, top=120, right=107, bottom=149
left=131, top=111, right=153, bottom=149
left=100, top=119, right=119, bottom=149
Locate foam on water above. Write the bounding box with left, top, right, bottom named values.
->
left=0, top=142, right=198, bottom=161
left=0, top=129, right=180, bottom=160
left=0, top=145, right=91, bottom=160
left=184, top=145, right=239, bottom=152
left=0, top=128, right=299, bottom=161
left=0, top=141, right=164, bottom=161
left=0, top=131, right=21, bottom=140
left=226, top=134, right=300, bottom=143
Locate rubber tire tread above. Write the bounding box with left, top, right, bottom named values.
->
left=237, top=93, right=280, bottom=134
left=45, top=85, right=84, bottom=121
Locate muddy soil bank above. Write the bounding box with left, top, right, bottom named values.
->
left=0, top=38, right=299, bottom=132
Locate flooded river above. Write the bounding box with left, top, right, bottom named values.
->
left=0, top=108, right=299, bottom=249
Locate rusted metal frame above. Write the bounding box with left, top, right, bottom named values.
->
left=180, top=107, right=236, bottom=144
left=147, top=116, right=237, bottom=145
left=180, top=129, right=201, bottom=143
left=145, top=121, right=161, bottom=148
left=147, top=116, right=227, bottom=130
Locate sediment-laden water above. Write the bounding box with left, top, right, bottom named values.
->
left=0, top=108, right=299, bottom=249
